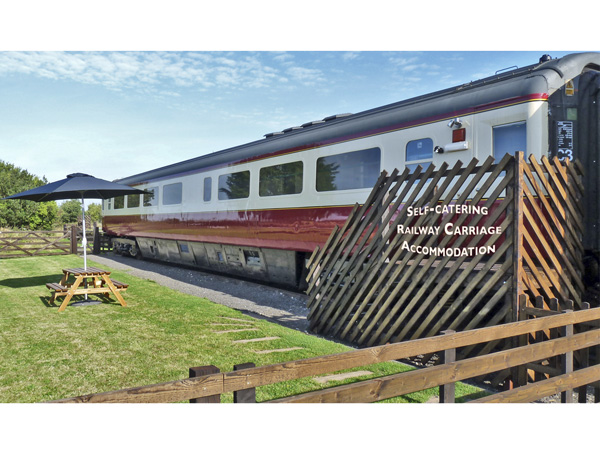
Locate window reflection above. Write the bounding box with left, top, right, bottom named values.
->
left=114, top=196, right=124, bottom=209
left=316, top=148, right=380, bottom=192
left=259, top=161, right=303, bottom=197
left=219, top=170, right=250, bottom=200
left=127, top=194, right=140, bottom=208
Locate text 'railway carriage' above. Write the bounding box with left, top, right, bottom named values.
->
left=102, top=52, right=600, bottom=289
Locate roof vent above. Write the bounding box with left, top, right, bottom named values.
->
left=283, top=126, right=303, bottom=133
left=264, top=131, right=285, bottom=138
left=301, top=120, right=325, bottom=128
left=323, top=113, right=352, bottom=121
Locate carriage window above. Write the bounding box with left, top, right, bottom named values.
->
left=127, top=194, right=140, bottom=208
left=406, top=138, right=433, bottom=161
left=163, top=182, right=182, bottom=205
left=143, top=187, right=157, bottom=207
left=114, top=196, right=125, bottom=209
left=316, top=148, right=380, bottom=192
left=493, top=122, right=526, bottom=161
left=218, top=170, right=250, bottom=200
left=406, top=138, right=433, bottom=173
left=203, top=177, right=212, bottom=202
left=260, top=161, right=303, bottom=197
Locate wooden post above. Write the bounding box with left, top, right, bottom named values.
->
left=549, top=298, right=560, bottom=371
left=93, top=226, right=100, bottom=255
left=505, top=154, right=524, bottom=392
left=189, top=365, right=221, bottom=403
left=510, top=296, right=529, bottom=389
left=511, top=152, right=525, bottom=322
left=233, top=362, right=257, bottom=403
left=439, top=330, right=455, bottom=403
left=578, top=302, right=590, bottom=403
left=70, top=226, right=78, bottom=254
left=534, top=296, right=545, bottom=382
left=596, top=322, right=600, bottom=403
left=561, top=310, right=574, bottom=403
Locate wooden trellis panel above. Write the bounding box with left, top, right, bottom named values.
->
left=518, top=154, right=585, bottom=312
left=306, top=152, right=585, bottom=364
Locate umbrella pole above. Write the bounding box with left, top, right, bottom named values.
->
left=81, top=195, right=87, bottom=271
left=81, top=195, right=88, bottom=300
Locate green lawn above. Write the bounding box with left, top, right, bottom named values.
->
left=0, top=255, right=485, bottom=403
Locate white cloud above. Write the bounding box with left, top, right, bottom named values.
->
left=285, top=66, right=326, bottom=86
left=0, top=51, right=304, bottom=94
left=272, top=52, right=294, bottom=64
left=388, top=56, right=420, bottom=67
left=342, top=52, right=360, bottom=61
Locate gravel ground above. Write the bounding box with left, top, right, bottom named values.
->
left=87, top=253, right=310, bottom=332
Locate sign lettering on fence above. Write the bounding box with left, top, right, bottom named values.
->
left=398, top=203, right=502, bottom=256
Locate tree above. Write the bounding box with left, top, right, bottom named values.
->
left=0, top=160, right=57, bottom=230
left=87, top=203, right=102, bottom=225
left=27, top=201, right=58, bottom=230
left=56, top=200, right=102, bottom=227
left=58, top=199, right=83, bottom=224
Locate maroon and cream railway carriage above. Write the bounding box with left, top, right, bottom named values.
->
left=103, top=52, right=600, bottom=289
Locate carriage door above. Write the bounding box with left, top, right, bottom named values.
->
left=548, top=67, right=600, bottom=258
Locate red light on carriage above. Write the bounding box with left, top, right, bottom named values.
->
left=452, top=128, right=466, bottom=143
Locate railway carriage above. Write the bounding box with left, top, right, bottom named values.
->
left=103, top=52, right=600, bottom=289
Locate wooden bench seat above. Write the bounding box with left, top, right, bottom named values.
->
left=46, top=282, right=69, bottom=293
left=46, top=282, right=70, bottom=304
left=110, top=280, right=128, bottom=290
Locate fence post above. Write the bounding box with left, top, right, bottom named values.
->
left=93, top=226, right=100, bottom=255
left=578, top=302, right=590, bottom=403
left=189, top=365, right=221, bottom=403
left=511, top=152, right=525, bottom=323
left=439, top=330, right=455, bottom=403
left=596, top=345, right=600, bottom=404
left=533, top=296, right=545, bottom=382
left=70, top=226, right=78, bottom=254
left=233, top=362, right=256, bottom=403
left=561, top=309, right=574, bottom=403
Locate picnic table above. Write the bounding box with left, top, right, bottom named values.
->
left=46, top=267, right=128, bottom=312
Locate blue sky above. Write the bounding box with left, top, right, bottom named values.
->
left=0, top=50, right=581, bottom=185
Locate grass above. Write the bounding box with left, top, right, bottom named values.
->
left=0, top=255, right=486, bottom=403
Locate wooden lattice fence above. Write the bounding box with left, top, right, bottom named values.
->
left=306, top=152, right=585, bottom=374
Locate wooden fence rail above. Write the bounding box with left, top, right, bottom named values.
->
left=0, top=226, right=110, bottom=259
left=49, top=305, right=600, bottom=404
left=0, top=229, right=71, bottom=258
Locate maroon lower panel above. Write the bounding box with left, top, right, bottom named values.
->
left=103, top=206, right=355, bottom=252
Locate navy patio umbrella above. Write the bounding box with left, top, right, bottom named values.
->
left=2, top=172, right=144, bottom=270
